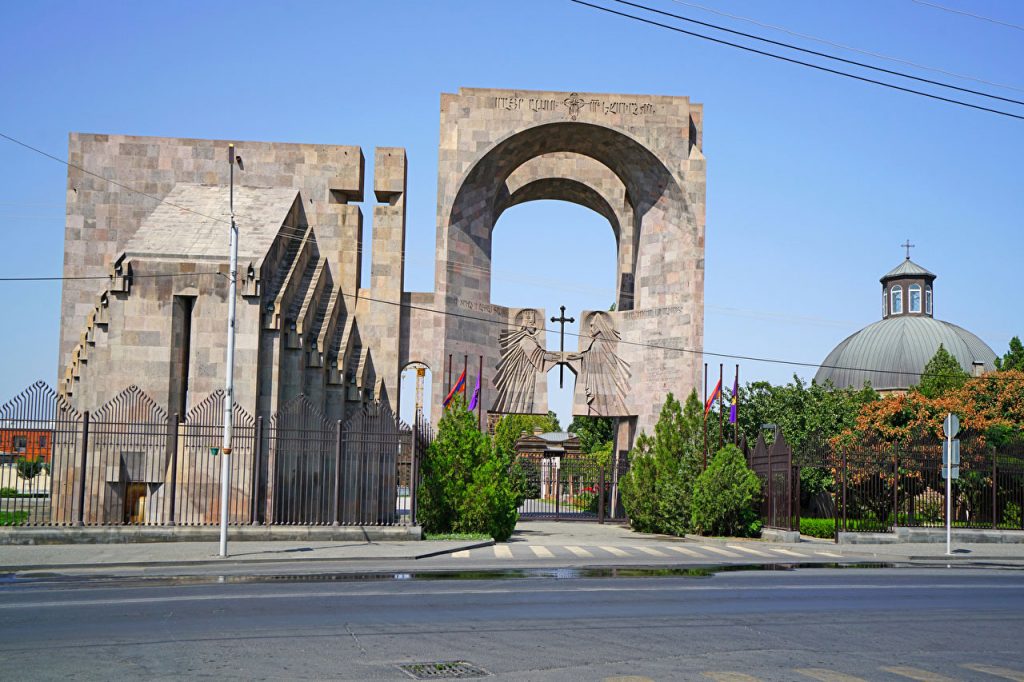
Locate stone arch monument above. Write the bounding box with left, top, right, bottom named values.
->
left=57, top=87, right=704, bottom=454
left=421, top=88, right=706, bottom=447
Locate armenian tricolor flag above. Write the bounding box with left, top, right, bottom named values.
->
left=443, top=370, right=467, bottom=408
left=704, top=377, right=722, bottom=417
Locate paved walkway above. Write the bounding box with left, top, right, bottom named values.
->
left=2, top=520, right=1022, bottom=574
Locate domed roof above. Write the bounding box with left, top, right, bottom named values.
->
left=814, top=316, right=997, bottom=391
left=880, top=258, right=935, bottom=282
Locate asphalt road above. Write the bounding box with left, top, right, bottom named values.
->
left=2, top=567, right=1023, bottom=681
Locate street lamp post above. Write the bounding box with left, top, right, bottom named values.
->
left=220, top=144, right=242, bottom=557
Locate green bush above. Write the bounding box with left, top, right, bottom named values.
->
left=620, top=392, right=704, bottom=536
left=691, top=444, right=762, bottom=537
left=418, top=397, right=518, bottom=542
left=0, top=487, right=18, bottom=498
left=0, top=510, right=29, bottom=526
left=799, top=517, right=836, bottom=539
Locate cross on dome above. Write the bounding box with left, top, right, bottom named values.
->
left=902, top=239, right=915, bottom=260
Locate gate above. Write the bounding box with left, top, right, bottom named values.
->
left=749, top=431, right=800, bottom=532
left=516, top=452, right=629, bottom=522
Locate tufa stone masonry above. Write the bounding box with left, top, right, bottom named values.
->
left=58, top=88, right=706, bottom=449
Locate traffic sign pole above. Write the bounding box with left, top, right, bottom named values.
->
left=943, top=413, right=959, bottom=556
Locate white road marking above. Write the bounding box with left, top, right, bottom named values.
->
left=794, top=668, right=868, bottom=681
left=494, top=545, right=512, bottom=559
left=632, top=546, right=669, bottom=557
left=666, top=545, right=704, bottom=557
left=814, top=550, right=843, bottom=558
left=701, top=545, right=742, bottom=558
left=703, top=672, right=761, bottom=681
left=881, top=665, right=958, bottom=681
left=529, top=545, right=554, bottom=558
left=726, top=544, right=771, bottom=557
left=769, top=548, right=809, bottom=558
left=961, top=663, right=1024, bottom=681
left=600, top=546, right=632, bottom=557
left=565, top=545, right=594, bottom=558
left=451, top=550, right=470, bottom=558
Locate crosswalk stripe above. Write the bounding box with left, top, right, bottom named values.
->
left=769, top=548, right=809, bottom=557
left=703, top=672, right=761, bottom=681
left=961, top=663, right=1024, bottom=681
left=814, top=550, right=842, bottom=558
left=794, top=668, right=868, bottom=681
left=633, top=546, right=669, bottom=557
left=701, top=545, right=742, bottom=558
left=881, top=665, right=958, bottom=681
left=726, top=544, right=771, bottom=557
left=565, top=545, right=594, bottom=558
left=667, top=545, right=704, bottom=557
left=494, top=545, right=512, bottom=559
left=452, top=550, right=470, bottom=558
left=529, top=545, right=554, bottom=558
left=600, top=545, right=632, bottom=557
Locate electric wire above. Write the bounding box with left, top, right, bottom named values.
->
left=910, top=0, right=1024, bottom=33
left=570, top=0, right=1024, bottom=121
left=609, top=0, right=1024, bottom=106
left=665, top=0, right=1024, bottom=94
left=0, top=132, right=1013, bottom=382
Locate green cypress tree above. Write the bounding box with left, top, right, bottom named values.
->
left=917, top=344, right=969, bottom=398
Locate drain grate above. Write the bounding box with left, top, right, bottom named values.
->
left=397, top=661, right=491, bottom=679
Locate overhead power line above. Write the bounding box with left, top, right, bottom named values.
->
left=609, top=0, right=1024, bottom=107
left=666, top=0, right=1024, bottom=94
left=569, top=0, right=1024, bottom=121
left=911, top=0, right=1024, bottom=33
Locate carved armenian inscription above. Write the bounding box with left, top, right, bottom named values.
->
left=492, top=92, right=656, bottom=120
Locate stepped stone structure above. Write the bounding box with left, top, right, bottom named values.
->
left=58, top=87, right=706, bottom=449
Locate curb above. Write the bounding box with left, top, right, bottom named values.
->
left=414, top=539, right=495, bottom=560
left=0, top=525, right=422, bottom=545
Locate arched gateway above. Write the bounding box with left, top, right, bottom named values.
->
left=58, top=87, right=705, bottom=459
left=413, top=88, right=706, bottom=450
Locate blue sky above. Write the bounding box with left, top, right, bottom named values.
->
left=1, top=0, right=1021, bottom=427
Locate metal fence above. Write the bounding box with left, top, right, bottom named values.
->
left=834, top=434, right=1024, bottom=533
left=750, top=428, right=1024, bottom=536
left=516, top=452, right=630, bottom=522
left=0, top=382, right=421, bottom=528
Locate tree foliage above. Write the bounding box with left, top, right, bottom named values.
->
left=567, top=415, right=614, bottom=454
left=995, top=336, right=1024, bottom=372
left=841, top=370, right=1024, bottom=446
left=915, top=344, right=969, bottom=399
left=620, top=391, right=704, bottom=535
left=691, top=444, right=762, bottom=537
left=418, top=397, right=518, bottom=541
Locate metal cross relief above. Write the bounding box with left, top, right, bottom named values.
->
left=550, top=305, right=575, bottom=388
left=902, top=239, right=915, bottom=260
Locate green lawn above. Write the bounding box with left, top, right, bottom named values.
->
left=0, top=510, right=29, bottom=526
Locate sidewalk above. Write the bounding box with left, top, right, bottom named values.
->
left=2, top=521, right=1023, bottom=576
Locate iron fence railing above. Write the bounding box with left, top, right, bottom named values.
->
left=0, top=382, right=422, bottom=528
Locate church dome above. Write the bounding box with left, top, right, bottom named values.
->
left=814, top=250, right=997, bottom=391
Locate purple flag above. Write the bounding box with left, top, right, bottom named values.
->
left=729, top=376, right=738, bottom=424
left=468, top=373, right=481, bottom=411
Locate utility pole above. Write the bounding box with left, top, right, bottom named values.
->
left=220, top=144, right=242, bottom=557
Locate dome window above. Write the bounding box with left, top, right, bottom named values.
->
left=883, top=289, right=888, bottom=316
left=909, top=284, right=922, bottom=313
left=926, top=286, right=932, bottom=315
left=891, top=285, right=903, bottom=315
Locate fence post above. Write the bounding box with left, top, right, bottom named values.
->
left=167, top=413, right=179, bottom=526
left=767, top=439, right=773, bottom=528
left=598, top=465, right=606, bottom=524
left=75, top=411, right=90, bottom=526
left=842, top=448, right=848, bottom=534
left=410, top=418, right=420, bottom=527
left=334, top=419, right=343, bottom=526
left=251, top=416, right=263, bottom=525
left=992, top=452, right=998, bottom=530
left=892, top=448, right=899, bottom=531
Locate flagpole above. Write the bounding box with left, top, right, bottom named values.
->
left=703, top=362, right=708, bottom=470
left=733, top=364, right=739, bottom=446
left=463, top=354, right=468, bottom=408
left=477, top=354, right=483, bottom=430
left=447, top=353, right=452, bottom=397
left=718, top=363, right=724, bottom=451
